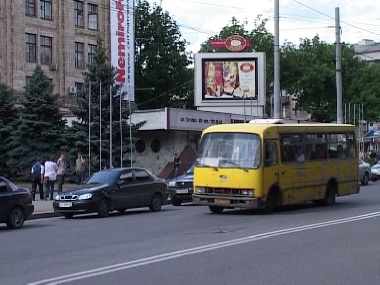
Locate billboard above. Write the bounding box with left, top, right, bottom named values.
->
left=194, top=53, right=266, bottom=108
left=110, top=0, right=135, bottom=101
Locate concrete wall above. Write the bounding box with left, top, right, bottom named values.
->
left=133, top=130, right=199, bottom=177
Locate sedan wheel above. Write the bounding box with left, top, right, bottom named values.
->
left=149, top=194, right=163, bottom=212
left=98, top=199, right=110, bottom=218
left=6, top=207, right=26, bottom=229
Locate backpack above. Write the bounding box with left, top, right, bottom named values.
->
left=32, top=163, right=41, bottom=179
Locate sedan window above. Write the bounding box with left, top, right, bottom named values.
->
left=134, top=169, right=152, bottom=182
left=119, top=172, right=134, bottom=184
left=0, top=181, right=8, bottom=192
left=87, top=171, right=119, bottom=184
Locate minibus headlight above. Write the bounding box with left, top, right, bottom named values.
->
left=241, top=190, right=254, bottom=195
left=196, top=187, right=205, bottom=194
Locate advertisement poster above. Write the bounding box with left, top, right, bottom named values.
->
left=203, top=59, right=257, bottom=100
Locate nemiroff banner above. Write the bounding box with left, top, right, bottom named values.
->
left=110, top=0, right=135, bottom=101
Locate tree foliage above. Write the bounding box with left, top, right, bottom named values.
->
left=69, top=37, right=144, bottom=173
left=0, top=84, right=19, bottom=177
left=135, top=0, right=193, bottom=109
left=6, top=65, right=66, bottom=177
left=281, top=36, right=374, bottom=122
left=345, top=63, right=380, bottom=123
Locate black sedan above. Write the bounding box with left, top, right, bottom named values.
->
left=0, top=176, right=34, bottom=229
left=53, top=167, right=168, bottom=218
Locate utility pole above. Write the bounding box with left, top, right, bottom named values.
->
left=335, top=7, right=343, bottom=124
left=273, top=0, right=281, bottom=119
left=88, top=82, right=91, bottom=177
left=109, top=85, right=112, bottom=168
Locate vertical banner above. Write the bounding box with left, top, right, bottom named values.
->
left=110, top=0, right=135, bottom=101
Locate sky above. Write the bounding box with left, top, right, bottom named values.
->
left=146, top=0, right=380, bottom=53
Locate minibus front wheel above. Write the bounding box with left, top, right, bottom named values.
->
left=209, top=206, right=224, bottom=214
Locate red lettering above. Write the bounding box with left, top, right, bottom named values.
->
left=115, top=0, right=126, bottom=84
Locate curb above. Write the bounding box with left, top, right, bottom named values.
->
left=29, top=212, right=61, bottom=220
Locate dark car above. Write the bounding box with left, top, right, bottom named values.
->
left=0, top=176, right=34, bottom=229
left=167, top=164, right=194, bottom=206
left=53, top=167, right=168, bottom=218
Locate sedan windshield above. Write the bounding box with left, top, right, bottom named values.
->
left=86, top=171, right=119, bottom=185
left=195, top=132, right=261, bottom=169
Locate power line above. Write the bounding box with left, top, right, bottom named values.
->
left=137, top=79, right=194, bottom=108
left=291, top=0, right=334, bottom=19
left=290, top=0, right=380, bottom=37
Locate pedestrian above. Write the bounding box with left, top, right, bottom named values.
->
left=75, top=152, right=86, bottom=185
left=173, top=153, right=181, bottom=178
left=44, top=155, right=58, bottom=200
left=56, top=152, right=67, bottom=193
left=295, top=147, right=305, bottom=162
left=31, top=158, right=44, bottom=201
left=337, top=144, right=346, bottom=159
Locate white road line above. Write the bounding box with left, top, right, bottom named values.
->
left=28, top=211, right=380, bottom=285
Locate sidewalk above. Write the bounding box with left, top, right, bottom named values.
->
left=20, top=183, right=79, bottom=220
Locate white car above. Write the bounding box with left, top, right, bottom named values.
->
left=370, top=163, right=380, bottom=181
left=359, top=159, right=372, bottom=185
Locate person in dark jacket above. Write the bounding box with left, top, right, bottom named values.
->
left=31, top=158, right=44, bottom=201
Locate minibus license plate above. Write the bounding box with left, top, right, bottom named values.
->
left=215, top=199, right=228, bottom=204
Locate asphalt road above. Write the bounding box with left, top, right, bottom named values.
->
left=1, top=182, right=379, bottom=285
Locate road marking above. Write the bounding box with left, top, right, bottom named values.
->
left=28, top=211, right=380, bottom=285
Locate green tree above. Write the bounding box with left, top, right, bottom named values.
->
left=135, top=0, right=193, bottom=110
left=0, top=83, right=19, bottom=177
left=345, top=63, right=380, bottom=123
left=281, top=36, right=336, bottom=122
left=281, top=36, right=370, bottom=122
left=69, top=37, right=143, bottom=173
left=7, top=65, right=66, bottom=178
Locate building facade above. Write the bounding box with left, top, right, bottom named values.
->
left=353, top=39, right=380, bottom=63
left=0, top=0, right=110, bottom=106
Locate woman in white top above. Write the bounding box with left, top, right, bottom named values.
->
left=44, top=155, right=58, bottom=201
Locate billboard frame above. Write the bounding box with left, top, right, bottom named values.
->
left=194, top=52, right=266, bottom=108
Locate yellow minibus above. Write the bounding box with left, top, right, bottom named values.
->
left=193, top=121, right=359, bottom=213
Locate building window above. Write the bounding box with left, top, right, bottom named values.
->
left=88, top=4, right=98, bottom=30
left=151, top=139, right=161, bottom=153
left=40, top=36, right=52, bottom=64
left=74, top=0, right=84, bottom=27
left=26, top=33, right=36, bottom=62
left=136, top=139, right=146, bottom=153
left=40, top=0, right=52, bottom=20
left=26, top=76, right=32, bottom=86
left=75, top=82, right=84, bottom=94
left=75, top=42, right=84, bottom=69
left=88, top=44, right=96, bottom=64
left=25, top=0, right=36, bottom=16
